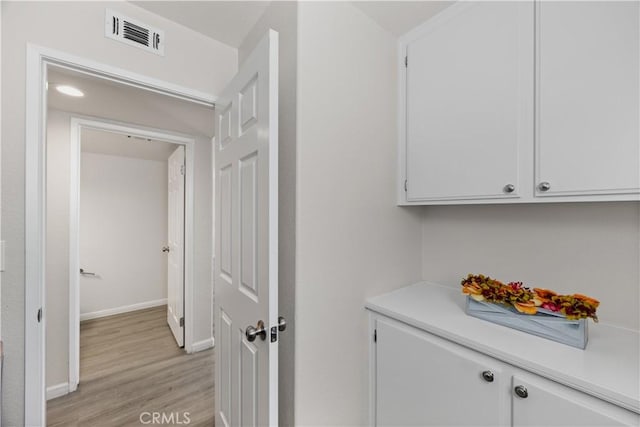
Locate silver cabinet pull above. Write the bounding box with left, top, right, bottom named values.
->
left=80, top=268, right=96, bottom=276
left=503, top=184, right=515, bottom=194
left=245, top=320, right=267, bottom=342
left=514, top=385, right=529, bottom=398
left=481, top=370, right=494, bottom=382
left=162, top=246, right=170, bottom=253
left=538, top=182, right=551, bottom=192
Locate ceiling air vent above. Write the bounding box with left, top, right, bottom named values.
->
left=105, top=9, right=165, bottom=56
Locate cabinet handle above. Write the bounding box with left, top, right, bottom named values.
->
left=481, top=370, right=494, bottom=382
left=503, top=184, right=515, bottom=194
left=514, top=385, right=529, bottom=398
left=537, top=182, right=551, bottom=192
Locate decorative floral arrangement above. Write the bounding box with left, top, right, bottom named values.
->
left=461, top=274, right=599, bottom=322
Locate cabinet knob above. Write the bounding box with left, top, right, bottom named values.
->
left=481, top=370, right=494, bottom=382
left=514, top=385, right=529, bottom=398
left=503, top=184, right=515, bottom=194
left=537, top=182, right=551, bottom=192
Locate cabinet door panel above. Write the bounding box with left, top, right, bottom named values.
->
left=405, top=2, right=533, bottom=201
left=376, top=318, right=506, bottom=426
left=536, top=1, right=640, bottom=196
left=512, top=374, right=640, bottom=427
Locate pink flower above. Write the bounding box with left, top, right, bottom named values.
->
left=508, top=281, right=524, bottom=290
left=542, top=302, right=560, bottom=312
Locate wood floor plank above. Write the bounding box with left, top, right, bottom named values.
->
left=47, top=306, right=215, bottom=426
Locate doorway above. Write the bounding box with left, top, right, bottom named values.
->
left=25, top=46, right=217, bottom=425
left=63, top=116, right=195, bottom=395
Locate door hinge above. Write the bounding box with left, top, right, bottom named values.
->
left=405, top=56, right=408, bottom=68
left=404, top=180, right=408, bottom=192
left=180, top=164, right=185, bottom=175
left=374, top=329, right=377, bottom=343
left=179, top=317, right=184, bottom=327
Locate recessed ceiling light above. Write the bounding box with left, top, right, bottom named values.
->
left=56, top=85, right=84, bottom=97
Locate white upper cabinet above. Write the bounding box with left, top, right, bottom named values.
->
left=404, top=2, right=533, bottom=202
left=535, top=1, right=640, bottom=198
left=399, top=1, right=640, bottom=205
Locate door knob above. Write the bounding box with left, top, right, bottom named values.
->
left=503, top=184, right=515, bottom=194
left=245, top=320, right=267, bottom=342
left=481, top=370, right=494, bottom=382
left=162, top=246, right=170, bottom=253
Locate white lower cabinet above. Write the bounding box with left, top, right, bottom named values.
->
left=511, top=373, right=637, bottom=427
left=372, top=316, right=639, bottom=427
left=375, top=317, right=508, bottom=426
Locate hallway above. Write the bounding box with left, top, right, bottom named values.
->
left=47, top=306, right=214, bottom=426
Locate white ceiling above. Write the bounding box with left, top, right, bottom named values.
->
left=47, top=66, right=214, bottom=137
left=351, top=1, right=454, bottom=36
left=48, top=67, right=213, bottom=161
left=130, top=1, right=452, bottom=48
left=131, top=1, right=272, bottom=48
left=81, top=128, right=177, bottom=162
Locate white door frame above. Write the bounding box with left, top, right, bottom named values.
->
left=67, top=116, right=196, bottom=394
left=25, top=44, right=216, bottom=426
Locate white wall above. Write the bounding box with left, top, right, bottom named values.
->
left=421, top=203, right=640, bottom=331
left=45, top=109, right=71, bottom=394
left=238, top=3, right=297, bottom=426
left=0, top=0, right=3, bottom=340
left=79, top=151, right=168, bottom=317
left=295, top=3, right=424, bottom=425
left=1, top=1, right=235, bottom=421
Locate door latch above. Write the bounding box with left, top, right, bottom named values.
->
left=270, top=316, right=287, bottom=343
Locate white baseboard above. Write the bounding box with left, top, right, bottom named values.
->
left=191, top=337, right=215, bottom=353
left=80, top=298, right=167, bottom=321
left=46, top=382, right=69, bottom=400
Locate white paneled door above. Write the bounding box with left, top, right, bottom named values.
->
left=215, top=30, right=279, bottom=427
left=168, top=145, right=185, bottom=347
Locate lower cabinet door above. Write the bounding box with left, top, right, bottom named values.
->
left=512, top=373, right=640, bottom=427
left=375, top=318, right=507, bottom=426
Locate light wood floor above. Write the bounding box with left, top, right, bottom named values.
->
left=47, top=306, right=214, bottom=426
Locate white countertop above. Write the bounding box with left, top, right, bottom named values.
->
left=366, top=282, right=640, bottom=414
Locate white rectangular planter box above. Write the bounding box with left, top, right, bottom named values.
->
left=465, top=297, right=588, bottom=349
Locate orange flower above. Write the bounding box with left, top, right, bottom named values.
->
left=573, top=294, right=600, bottom=308
left=514, top=301, right=538, bottom=315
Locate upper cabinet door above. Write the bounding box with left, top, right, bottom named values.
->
left=404, top=2, right=534, bottom=202
left=535, top=1, right=640, bottom=197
